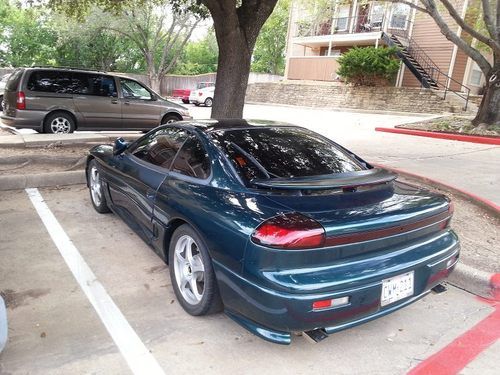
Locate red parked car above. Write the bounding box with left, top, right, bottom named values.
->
left=172, top=82, right=215, bottom=104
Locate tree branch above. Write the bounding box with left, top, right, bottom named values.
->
left=480, top=0, right=497, bottom=41
left=424, top=0, right=492, bottom=75
left=436, top=0, right=499, bottom=51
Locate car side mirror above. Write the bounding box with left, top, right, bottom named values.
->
left=113, top=137, right=128, bottom=155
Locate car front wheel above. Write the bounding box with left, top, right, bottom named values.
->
left=87, top=159, right=111, bottom=214
left=169, top=224, right=222, bottom=316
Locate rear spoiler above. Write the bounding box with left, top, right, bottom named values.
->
left=250, top=168, right=397, bottom=190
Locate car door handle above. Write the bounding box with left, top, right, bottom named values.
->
left=111, top=99, right=118, bottom=104
left=124, top=100, right=130, bottom=105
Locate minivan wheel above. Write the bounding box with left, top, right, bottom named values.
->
left=44, top=112, right=75, bottom=134
left=204, top=97, right=213, bottom=107
left=0, top=96, right=3, bottom=111
left=161, top=114, right=181, bottom=125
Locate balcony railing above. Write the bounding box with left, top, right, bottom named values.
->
left=294, top=15, right=412, bottom=40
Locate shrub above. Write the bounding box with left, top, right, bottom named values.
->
left=337, top=46, right=400, bottom=86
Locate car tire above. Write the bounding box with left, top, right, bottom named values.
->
left=204, top=97, right=213, bottom=107
left=44, top=112, right=75, bottom=134
left=169, top=224, right=222, bottom=316
left=161, top=114, right=181, bottom=125
left=194, top=103, right=200, bottom=107
left=182, top=99, right=189, bottom=104
left=87, top=159, right=111, bottom=214
left=0, top=96, right=3, bottom=112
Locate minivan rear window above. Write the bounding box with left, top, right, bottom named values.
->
left=211, top=127, right=364, bottom=183
left=5, top=69, right=23, bottom=91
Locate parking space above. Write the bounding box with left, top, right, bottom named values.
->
left=0, top=185, right=498, bottom=374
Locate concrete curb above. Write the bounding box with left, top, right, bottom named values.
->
left=0, top=170, right=85, bottom=190
left=375, top=126, right=500, bottom=145
left=378, top=163, right=499, bottom=299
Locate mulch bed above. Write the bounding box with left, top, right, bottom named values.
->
left=397, top=116, right=500, bottom=137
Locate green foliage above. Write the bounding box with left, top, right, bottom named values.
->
left=337, top=46, right=400, bottom=86
left=0, top=1, right=58, bottom=67
left=251, top=0, right=289, bottom=75
left=173, top=31, right=218, bottom=75
left=53, top=9, right=140, bottom=71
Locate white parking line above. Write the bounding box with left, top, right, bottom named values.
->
left=26, top=188, right=165, bottom=375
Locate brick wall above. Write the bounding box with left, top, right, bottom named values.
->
left=245, top=82, right=462, bottom=114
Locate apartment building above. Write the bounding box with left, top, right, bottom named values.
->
left=284, top=0, right=487, bottom=94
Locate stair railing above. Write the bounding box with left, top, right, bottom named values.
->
left=401, top=36, right=471, bottom=110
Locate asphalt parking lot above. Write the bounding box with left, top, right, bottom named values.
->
left=0, top=185, right=498, bottom=374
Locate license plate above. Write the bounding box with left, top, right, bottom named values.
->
left=380, top=271, right=414, bottom=307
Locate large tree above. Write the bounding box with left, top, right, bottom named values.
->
left=389, top=0, right=499, bottom=126
left=198, top=0, right=279, bottom=118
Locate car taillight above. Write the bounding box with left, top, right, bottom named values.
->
left=16, top=91, right=26, bottom=110
left=440, top=201, right=454, bottom=229
left=251, top=212, right=326, bottom=249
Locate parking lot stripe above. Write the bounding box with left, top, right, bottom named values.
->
left=26, top=188, right=166, bottom=375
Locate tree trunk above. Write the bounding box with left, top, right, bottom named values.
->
left=148, top=71, right=161, bottom=94
left=211, top=30, right=253, bottom=119
left=203, top=0, right=278, bottom=119
left=472, top=64, right=500, bottom=126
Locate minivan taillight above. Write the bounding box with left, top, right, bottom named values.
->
left=16, top=91, right=26, bottom=110
left=251, top=212, right=326, bottom=249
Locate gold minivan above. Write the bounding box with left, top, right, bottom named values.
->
left=1, top=67, right=192, bottom=134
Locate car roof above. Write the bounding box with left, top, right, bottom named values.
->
left=180, top=119, right=299, bottom=132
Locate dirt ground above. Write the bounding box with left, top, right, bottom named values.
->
left=0, top=146, right=92, bottom=175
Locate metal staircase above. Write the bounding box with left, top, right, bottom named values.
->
left=382, top=33, right=471, bottom=110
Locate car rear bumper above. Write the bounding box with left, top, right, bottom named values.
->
left=1, top=111, right=44, bottom=130
left=214, top=231, right=460, bottom=344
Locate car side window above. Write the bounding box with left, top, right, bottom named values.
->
left=72, top=73, right=117, bottom=97
left=27, top=70, right=73, bottom=93
left=171, top=135, right=211, bottom=179
left=120, top=78, right=152, bottom=100
left=130, top=128, right=188, bottom=169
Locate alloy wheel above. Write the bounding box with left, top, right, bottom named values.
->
left=50, top=117, right=71, bottom=133
left=173, top=235, right=205, bottom=305
left=89, top=166, right=103, bottom=206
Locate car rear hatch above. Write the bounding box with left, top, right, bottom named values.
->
left=2, top=69, right=24, bottom=116
left=253, top=169, right=452, bottom=260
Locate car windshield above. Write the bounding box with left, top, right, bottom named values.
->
left=211, top=127, right=364, bottom=183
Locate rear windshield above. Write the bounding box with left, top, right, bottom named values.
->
left=5, top=69, right=23, bottom=91
left=210, top=127, right=364, bottom=183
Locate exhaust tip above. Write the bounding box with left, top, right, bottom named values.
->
left=303, top=328, right=329, bottom=343
left=432, top=283, right=447, bottom=294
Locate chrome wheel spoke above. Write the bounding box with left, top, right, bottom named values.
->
left=191, top=254, right=204, bottom=276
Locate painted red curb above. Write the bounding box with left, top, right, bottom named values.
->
left=375, top=127, right=500, bottom=145
left=375, top=164, right=500, bottom=214
left=491, top=274, right=500, bottom=301
left=409, top=274, right=500, bottom=374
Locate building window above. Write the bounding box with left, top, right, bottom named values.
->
left=335, top=5, right=350, bottom=31
left=390, top=3, right=410, bottom=29
left=469, top=63, right=483, bottom=86
left=370, top=2, right=385, bottom=28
